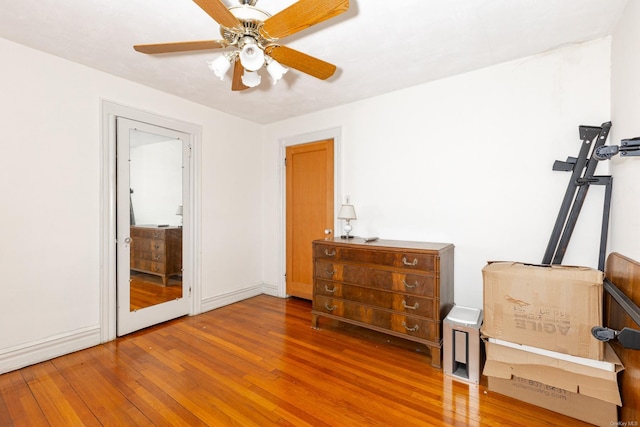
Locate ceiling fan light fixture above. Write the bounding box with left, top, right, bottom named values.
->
left=207, top=53, right=233, bottom=80
left=266, top=57, right=288, bottom=84
left=239, top=42, right=265, bottom=71
left=241, top=69, right=261, bottom=87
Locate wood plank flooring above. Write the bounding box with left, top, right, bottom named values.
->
left=130, top=272, right=182, bottom=311
left=0, top=295, right=594, bottom=426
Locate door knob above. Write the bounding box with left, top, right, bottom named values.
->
left=124, top=237, right=132, bottom=244
left=324, top=229, right=332, bottom=235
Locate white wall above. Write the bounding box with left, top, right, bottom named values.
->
left=0, top=37, right=264, bottom=372
left=610, top=0, right=640, bottom=261
left=130, top=140, right=183, bottom=226
left=263, top=38, right=612, bottom=309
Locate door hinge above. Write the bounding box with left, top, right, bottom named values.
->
left=284, top=157, right=287, bottom=166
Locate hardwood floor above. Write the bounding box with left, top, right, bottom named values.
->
left=0, top=295, right=593, bottom=426
left=130, top=272, right=182, bottom=311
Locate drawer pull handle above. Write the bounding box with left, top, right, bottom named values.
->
left=153, top=233, right=160, bottom=238
left=154, top=255, right=161, bottom=261
left=324, top=249, right=336, bottom=257
left=402, top=279, right=418, bottom=289
left=402, top=300, right=419, bottom=310
left=402, top=257, right=418, bottom=266
left=324, top=285, right=336, bottom=293
left=402, top=321, right=419, bottom=332
left=324, top=303, right=337, bottom=312
left=154, top=244, right=160, bottom=249
left=324, top=268, right=335, bottom=276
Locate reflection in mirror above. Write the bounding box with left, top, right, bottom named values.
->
left=128, top=129, right=183, bottom=311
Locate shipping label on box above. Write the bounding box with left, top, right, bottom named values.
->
left=481, top=262, right=604, bottom=360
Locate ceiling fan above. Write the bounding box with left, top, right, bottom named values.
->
left=134, top=0, right=349, bottom=91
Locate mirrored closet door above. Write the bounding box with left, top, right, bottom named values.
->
left=116, top=117, right=191, bottom=336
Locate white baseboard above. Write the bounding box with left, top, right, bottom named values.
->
left=0, top=326, right=101, bottom=375
left=200, top=282, right=265, bottom=313
left=261, top=281, right=280, bottom=296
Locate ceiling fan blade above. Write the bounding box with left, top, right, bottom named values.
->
left=193, top=0, right=243, bottom=30
left=266, top=45, right=336, bottom=80
left=261, top=0, right=349, bottom=40
left=231, top=60, right=249, bottom=91
left=134, top=40, right=227, bottom=54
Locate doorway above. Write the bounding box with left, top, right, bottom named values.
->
left=101, top=101, right=201, bottom=342
left=283, top=130, right=339, bottom=300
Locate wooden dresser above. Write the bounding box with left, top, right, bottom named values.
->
left=312, top=237, right=454, bottom=368
left=130, top=226, right=182, bottom=286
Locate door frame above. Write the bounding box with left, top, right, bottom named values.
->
left=278, top=127, right=342, bottom=298
left=100, top=100, right=202, bottom=342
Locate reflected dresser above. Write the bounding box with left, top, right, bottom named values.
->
left=312, top=237, right=454, bottom=368
left=130, top=226, right=182, bottom=286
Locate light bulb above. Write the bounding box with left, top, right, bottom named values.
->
left=239, top=43, right=265, bottom=71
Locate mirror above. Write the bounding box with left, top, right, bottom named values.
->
left=128, top=129, right=183, bottom=311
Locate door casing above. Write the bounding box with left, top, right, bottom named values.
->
left=100, top=101, right=202, bottom=343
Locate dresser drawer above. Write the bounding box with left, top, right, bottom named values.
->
left=131, top=250, right=166, bottom=263
left=392, top=273, right=437, bottom=298
left=131, top=227, right=166, bottom=239
left=314, top=244, right=396, bottom=265
left=396, top=252, right=436, bottom=272
left=315, top=280, right=436, bottom=318
left=131, top=237, right=166, bottom=253
left=314, top=296, right=439, bottom=342
left=314, top=244, right=436, bottom=273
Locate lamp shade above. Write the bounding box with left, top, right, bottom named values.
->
left=241, top=69, right=261, bottom=87
left=338, top=204, right=357, bottom=220
left=239, top=42, right=265, bottom=71
left=266, top=58, right=288, bottom=84
left=207, top=55, right=232, bottom=80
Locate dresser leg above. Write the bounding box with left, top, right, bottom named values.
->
left=162, top=275, right=168, bottom=286
left=428, top=345, right=442, bottom=369
left=311, top=313, right=319, bottom=329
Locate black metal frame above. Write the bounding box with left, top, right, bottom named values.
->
left=543, top=121, right=640, bottom=350
left=542, top=122, right=612, bottom=270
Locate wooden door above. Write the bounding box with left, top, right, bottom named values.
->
left=286, top=139, right=334, bottom=299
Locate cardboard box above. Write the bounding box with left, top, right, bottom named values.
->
left=482, top=262, right=604, bottom=360
left=488, top=376, right=617, bottom=427
left=483, top=340, right=623, bottom=427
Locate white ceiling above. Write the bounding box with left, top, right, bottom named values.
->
left=0, top=0, right=628, bottom=124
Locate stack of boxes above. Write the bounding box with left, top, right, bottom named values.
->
left=481, top=262, right=624, bottom=426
